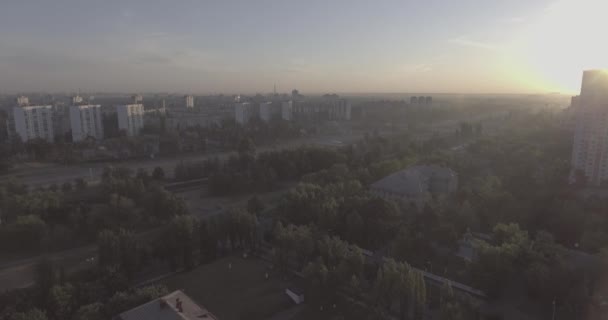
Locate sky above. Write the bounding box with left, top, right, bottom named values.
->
left=0, top=0, right=607, bottom=94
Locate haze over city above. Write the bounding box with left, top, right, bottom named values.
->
left=3, top=1, right=608, bottom=320
left=1, top=0, right=606, bottom=94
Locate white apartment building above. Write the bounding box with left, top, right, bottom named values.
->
left=259, top=102, right=272, bottom=122
left=185, top=95, right=194, bottom=108
left=281, top=101, right=293, bottom=121
left=117, top=104, right=144, bottom=136
left=16, top=96, right=29, bottom=106
left=293, top=98, right=351, bottom=121
left=235, top=102, right=254, bottom=124
left=69, top=105, right=103, bottom=142
left=71, top=95, right=84, bottom=105
left=259, top=102, right=282, bottom=122
left=132, top=94, right=143, bottom=104
left=571, top=70, right=608, bottom=186
left=10, top=105, right=55, bottom=142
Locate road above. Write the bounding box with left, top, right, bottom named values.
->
left=0, top=244, right=97, bottom=290
left=0, top=133, right=362, bottom=189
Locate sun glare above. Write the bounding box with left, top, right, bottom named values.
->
left=512, top=0, right=608, bottom=93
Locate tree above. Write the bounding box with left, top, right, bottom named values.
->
left=303, top=257, right=330, bottom=306
left=97, top=229, right=121, bottom=267
left=247, top=196, right=265, bottom=216
left=74, top=178, right=87, bottom=189
left=105, top=285, right=169, bottom=317
left=48, top=284, right=75, bottom=320
left=143, top=188, right=188, bottom=220
left=135, top=168, right=150, bottom=185
left=97, top=229, right=140, bottom=278
left=34, top=258, right=58, bottom=297
left=372, top=258, right=426, bottom=319
left=470, top=223, right=530, bottom=298
left=152, top=167, right=165, bottom=180
left=10, top=309, right=48, bottom=320
left=7, top=215, right=48, bottom=251
left=199, top=219, right=219, bottom=262
left=357, top=197, right=400, bottom=248
left=72, top=303, right=104, bottom=320
left=169, top=215, right=196, bottom=269
left=237, top=137, right=256, bottom=157
left=290, top=224, right=314, bottom=267
left=61, top=182, right=73, bottom=193
left=438, top=282, right=479, bottom=320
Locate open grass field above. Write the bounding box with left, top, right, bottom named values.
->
left=160, top=255, right=294, bottom=320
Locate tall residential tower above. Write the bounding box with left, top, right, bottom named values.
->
left=185, top=95, right=194, bottom=108
left=116, top=104, right=144, bottom=136
left=10, top=105, right=55, bottom=142
left=69, top=105, right=103, bottom=142
left=571, top=70, right=608, bottom=186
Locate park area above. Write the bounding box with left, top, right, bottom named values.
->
left=160, top=255, right=295, bottom=320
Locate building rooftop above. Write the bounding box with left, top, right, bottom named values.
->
left=116, top=290, right=218, bottom=320
left=371, top=165, right=456, bottom=196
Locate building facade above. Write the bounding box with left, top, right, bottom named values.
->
left=10, top=105, right=55, bottom=142
left=281, top=101, right=293, bottom=121
left=71, top=95, right=84, bottom=105
left=571, top=70, right=608, bottom=186
left=185, top=95, right=194, bottom=108
left=235, top=102, right=254, bottom=124
left=259, top=102, right=283, bottom=122
left=259, top=102, right=272, bottom=122
left=116, top=104, right=144, bottom=136
left=132, top=94, right=143, bottom=104
left=69, top=105, right=103, bottom=142
left=293, top=98, right=351, bottom=121
left=16, top=96, right=29, bottom=106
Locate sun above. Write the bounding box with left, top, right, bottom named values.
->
left=510, top=0, right=608, bottom=94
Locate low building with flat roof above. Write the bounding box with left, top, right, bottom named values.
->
left=370, top=165, right=457, bottom=208
left=115, top=290, right=218, bottom=320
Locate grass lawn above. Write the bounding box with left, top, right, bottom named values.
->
left=160, top=255, right=293, bottom=320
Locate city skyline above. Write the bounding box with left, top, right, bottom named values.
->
left=1, top=0, right=606, bottom=94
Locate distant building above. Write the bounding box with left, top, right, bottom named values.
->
left=370, top=165, right=458, bottom=208
left=259, top=102, right=273, bottom=122
left=115, top=290, right=218, bottom=320
left=71, top=95, right=84, bottom=105
left=185, top=95, right=194, bottom=109
left=293, top=97, right=351, bottom=121
left=235, top=102, right=255, bottom=124
left=116, top=104, right=144, bottom=136
left=410, top=96, right=432, bottom=105
left=259, top=102, right=282, bottom=122
left=281, top=101, right=293, bottom=121
left=69, top=105, right=103, bottom=142
left=132, top=94, right=143, bottom=104
left=16, top=96, right=29, bottom=107
left=571, top=70, right=608, bottom=186
left=10, top=105, right=55, bottom=142
left=165, top=108, right=223, bottom=129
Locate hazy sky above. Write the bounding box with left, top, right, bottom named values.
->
left=1, top=0, right=606, bottom=94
